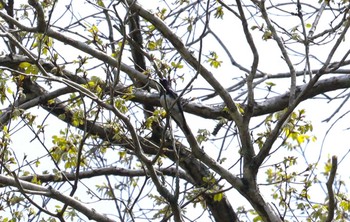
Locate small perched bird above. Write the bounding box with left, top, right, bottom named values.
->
left=159, top=78, right=190, bottom=134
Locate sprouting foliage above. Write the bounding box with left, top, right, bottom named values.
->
left=206, top=51, right=222, bottom=68
left=0, top=1, right=349, bottom=222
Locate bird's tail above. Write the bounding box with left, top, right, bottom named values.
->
left=172, top=115, right=191, bottom=136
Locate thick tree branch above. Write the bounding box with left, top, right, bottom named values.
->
left=1, top=55, right=350, bottom=124
left=28, top=0, right=46, bottom=32
left=124, top=0, right=244, bottom=128
left=0, top=66, right=238, bottom=221
left=0, top=1, right=349, bottom=221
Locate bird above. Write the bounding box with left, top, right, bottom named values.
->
left=159, top=78, right=190, bottom=134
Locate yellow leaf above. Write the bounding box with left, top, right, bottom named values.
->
left=147, top=41, right=157, bottom=50
left=19, top=62, right=31, bottom=68
left=6, top=87, right=13, bottom=94
left=213, top=193, right=223, bottom=201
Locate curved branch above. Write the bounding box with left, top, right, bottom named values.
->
left=28, top=0, right=46, bottom=32
left=325, top=156, right=337, bottom=222
left=0, top=10, right=155, bottom=87
left=260, top=1, right=296, bottom=104
left=0, top=174, right=115, bottom=222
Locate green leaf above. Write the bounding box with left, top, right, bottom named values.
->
left=196, top=129, right=210, bottom=144
left=171, top=61, right=183, bottom=69
left=235, top=103, right=244, bottom=114
left=97, top=0, right=105, bottom=7
left=323, top=158, right=332, bottom=175
left=156, top=8, right=167, bottom=20
left=147, top=41, right=157, bottom=50
left=19, top=62, right=32, bottom=68
left=262, top=30, right=273, bottom=40
left=187, top=24, right=193, bottom=32
left=265, top=82, right=276, bottom=87
left=58, top=113, right=66, bottom=120
left=206, top=51, right=222, bottom=68
left=31, top=174, right=41, bottom=185
left=253, top=215, right=263, bottom=222
left=214, top=6, right=224, bottom=19
left=251, top=25, right=259, bottom=30
left=35, top=159, right=40, bottom=167
left=88, top=24, right=98, bottom=34
left=19, top=62, right=39, bottom=74
left=118, top=151, right=126, bottom=160
left=213, top=192, right=223, bottom=201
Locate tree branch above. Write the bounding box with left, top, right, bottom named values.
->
left=259, top=1, right=296, bottom=105
left=8, top=166, right=195, bottom=187
left=2, top=55, right=350, bottom=124
left=125, top=0, right=244, bottom=128
left=0, top=174, right=115, bottom=222
left=325, top=156, right=337, bottom=222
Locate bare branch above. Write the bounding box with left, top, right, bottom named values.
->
left=325, top=156, right=338, bottom=222
left=0, top=174, right=115, bottom=222
left=259, top=1, right=296, bottom=105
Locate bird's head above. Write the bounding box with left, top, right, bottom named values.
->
left=159, top=78, right=170, bottom=91
left=159, top=78, right=168, bottom=87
